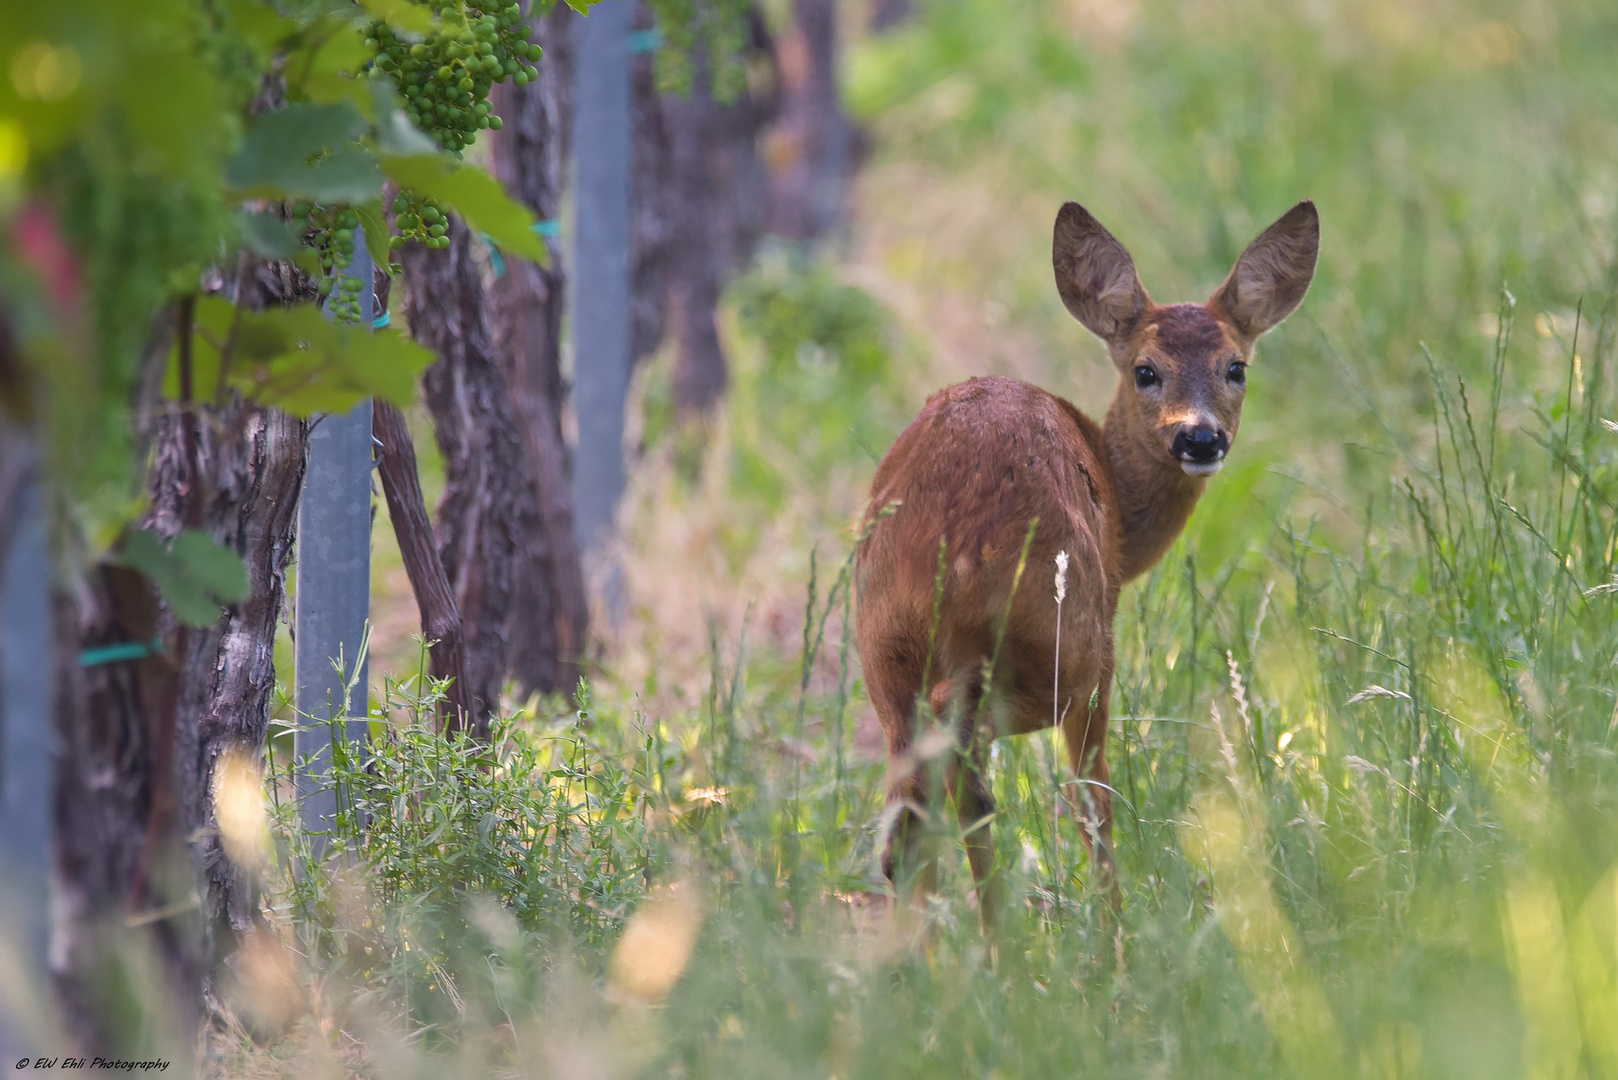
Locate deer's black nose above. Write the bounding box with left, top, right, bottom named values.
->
left=1172, top=424, right=1229, bottom=463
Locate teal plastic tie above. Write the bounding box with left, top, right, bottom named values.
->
left=373, top=310, right=391, bottom=330
left=627, top=28, right=663, bottom=53
left=532, top=219, right=561, bottom=239
left=480, top=232, right=507, bottom=279
left=79, top=637, right=163, bottom=667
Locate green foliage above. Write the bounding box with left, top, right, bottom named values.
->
left=164, top=295, right=434, bottom=415
left=644, top=0, right=753, bottom=101
left=270, top=673, right=653, bottom=1031
left=119, top=528, right=251, bottom=627
left=225, top=102, right=380, bottom=203
left=382, top=151, right=547, bottom=261
left=733, top=256, right=891, bottom=386
left=0, top=0, right=549, bottom=577
left=717, top=250, right=901, bottom=513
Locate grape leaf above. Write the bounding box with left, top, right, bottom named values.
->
left=296, top=21, right=375, bottom=113
left=226, top=103, right=381, bottom=203
left=223, top=0, right=299, bottom=59
left=120, top=528, right=251, bottom=628
left=235, top=211, right=304, bottom=258
left=357, top=0, right=436, bottom=34
left=167, top=296, right=433, bottom=415
left=355, top=201, right=392, bottom=270
left=381, top=153, right=548, bottom=264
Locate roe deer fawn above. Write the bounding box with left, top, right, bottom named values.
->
left=855, top=200, right=1319, bottom=925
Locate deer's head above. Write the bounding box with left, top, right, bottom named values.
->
left=1053, top=201, right=1319, bottom=477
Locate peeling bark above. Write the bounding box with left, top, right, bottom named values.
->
left=373, top=399, right=475, bottom=730
left=51, top=261, right=312, bottom=1052
left=488, top=4, right=588, bottom=698
left=401, top=218, right=536, bottom=735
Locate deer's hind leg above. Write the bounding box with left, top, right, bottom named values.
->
left=876, top=671, right=994, bottom=923
left=942, top=676, right=1001, bottom=931
left=868, top=640, right=946, bottom=903
left=1061, top=655, right=1119, bottom=906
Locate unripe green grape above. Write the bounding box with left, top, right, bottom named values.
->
left=477, top=115, right=490, bottom=129
left=488, top=114, right=502, bottom=130
left=459, top=76, right=474, bottom=91
left=411, top=43, right=427, bottom=58
left=514, top=69, right=529, bottom=85
left=463, top=131, right=476, bottom=145
left=429, top=223, right=446, bottom=237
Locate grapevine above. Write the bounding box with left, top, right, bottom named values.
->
left=291, top=201, right=368, bottom=322
left=390, top=190, right=451, bottom=251
left=364, top=3, right=545, bottom=155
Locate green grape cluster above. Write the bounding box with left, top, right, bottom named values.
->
left=390, top=190, right=452, bottom=250
left=365, top=4, right=543, bottom=154
left=291, top=201, right=367, bottom=322
left=328, top=272, right=367, bottom=322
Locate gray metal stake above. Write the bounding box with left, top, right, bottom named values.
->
left=571, top=0, right=633, bottom=557
left=0, top=462, right=55, bottom=1054
left=294, top=231, right=374, bottom=858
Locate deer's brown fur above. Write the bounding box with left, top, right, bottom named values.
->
left=855, top=200, right=1319, bottom=925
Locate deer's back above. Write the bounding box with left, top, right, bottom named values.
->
left=856, top=376, right=1120, bottom=734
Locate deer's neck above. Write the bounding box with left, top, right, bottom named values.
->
left=1100, top=396, right=1206, bottom=582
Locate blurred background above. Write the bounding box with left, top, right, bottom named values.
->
left=351, top=0, right=1616, bottom=716
left=4, top=0, right=1618, bottom=1075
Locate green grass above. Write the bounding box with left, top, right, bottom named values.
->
left=225, top=0, right=1618, bottom=1076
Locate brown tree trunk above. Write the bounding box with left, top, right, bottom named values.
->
left=401, top=219, right=537, bottom=734
left=766, top=0, right=853, bottom=241
left=630, top=0, right=673, bottom=371
left=53, top=565, right=198, bottom=1055
left=368, top=267, right=476, bottom=732
left=660, top=11, right=778, bottom=415
left=487, top=3, right=589, bottom=698
left=53, top=260, right=313, bottom=1052
left=372, top=399, right=475, bottom=730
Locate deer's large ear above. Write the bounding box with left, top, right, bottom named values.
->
left=1211, top=201, right=1319, bottom=340
left=1053, top=202, right=1149, bottom=349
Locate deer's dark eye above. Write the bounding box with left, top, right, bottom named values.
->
left=1134, top=365, right=1160, bottom=389
left=1227, top=361, right=1247, bottom=385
